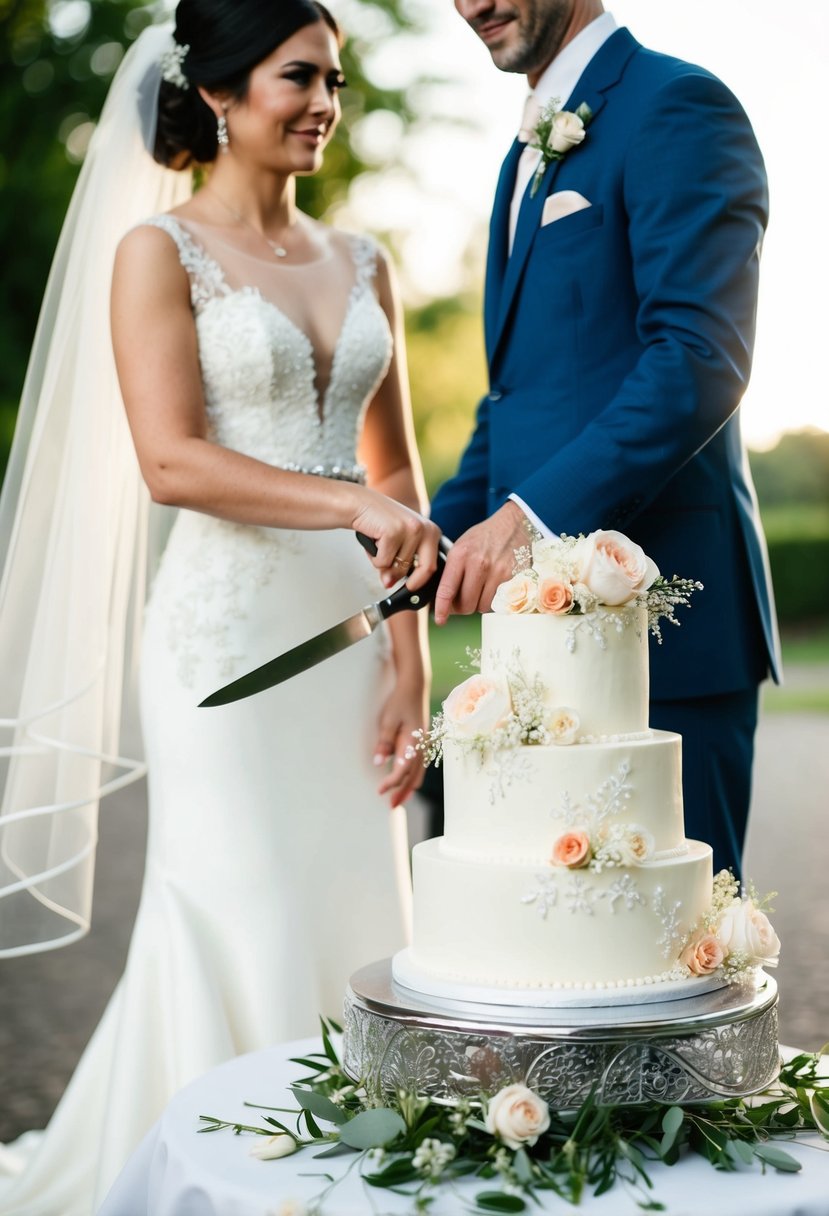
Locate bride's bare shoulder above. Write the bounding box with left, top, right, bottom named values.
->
left=113, top=218, right=190, bottom=299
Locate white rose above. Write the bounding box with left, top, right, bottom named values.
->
left=275, top=1202, right=308, bottom=1216
left=577, top=529, right=660, bottom=606
left=616, top=826, right=655, bottom=865
left=531, top=537, right=568, bottom=581
left=250, top=1133, right=298, bottom=1160
left=491, top=572, right=538, bottom=614
left=443, top=674, right=512, bottom=739
left=531, top=535, right=591, bottom=582
left=548, top=706, right=580, bottom=745
left=485, top=1083, right=551, bottom=1150
left=716, top=899, right=781, bottom=967
left=548, top=110, right=586, bottom=154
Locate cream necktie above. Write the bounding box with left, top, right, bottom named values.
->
left=510, top=95, right=543, bottom=252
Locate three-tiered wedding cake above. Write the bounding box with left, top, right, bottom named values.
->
left=393, top=531, right=778, bottom=1005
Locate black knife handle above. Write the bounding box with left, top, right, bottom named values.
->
left=355, top=531, right=449, bottom=618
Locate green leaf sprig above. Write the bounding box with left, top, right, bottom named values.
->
left=201, top=1021, right=829, bottom=1213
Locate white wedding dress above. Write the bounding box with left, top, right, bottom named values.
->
left=0, top=218, right=412, bottom=1215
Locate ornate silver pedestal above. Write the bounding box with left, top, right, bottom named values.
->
left=343, top=960, right=780, bottom=1106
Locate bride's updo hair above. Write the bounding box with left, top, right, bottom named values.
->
left=155, top=0, right=340, bottom=168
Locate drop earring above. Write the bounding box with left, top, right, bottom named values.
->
left=217, top=112, right=229, bottom=153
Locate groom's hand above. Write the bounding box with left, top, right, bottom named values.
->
left=434, top=501, right=528, bottom=624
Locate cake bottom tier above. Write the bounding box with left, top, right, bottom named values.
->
left=410, top=837, right=713, bottom=990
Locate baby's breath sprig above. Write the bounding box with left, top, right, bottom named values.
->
left=643, top=575, right=704, bottom=642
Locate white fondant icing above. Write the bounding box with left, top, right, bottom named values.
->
left=391, top=949, right=726, bottom=1008
left=442, top=730, right=684, bottom=860
left=411, top=838, right=713, bottom=987
left=481, top=606, right=648, bottom=738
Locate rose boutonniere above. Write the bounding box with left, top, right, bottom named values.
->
left=529, top=97, right=593, bottom=196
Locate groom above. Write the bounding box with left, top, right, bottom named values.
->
left=430, top=0, right=781, bottom=876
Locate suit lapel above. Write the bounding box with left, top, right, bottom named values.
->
left=484, top=138, right=523, bottom=361
left=489, top=28, right=639, bottom=369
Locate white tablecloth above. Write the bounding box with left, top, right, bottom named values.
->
left=98, top=1037, right=829, bottom=1216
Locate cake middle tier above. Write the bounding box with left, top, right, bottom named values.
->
left=410, top=837, right=713, bottom=988
left=442, top=731, right=685, bottom=861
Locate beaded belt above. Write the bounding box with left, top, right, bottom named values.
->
left=280, top=461, right=366, bottom=485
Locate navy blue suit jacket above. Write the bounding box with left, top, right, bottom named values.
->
left=430, top=28, right=781, bottom=700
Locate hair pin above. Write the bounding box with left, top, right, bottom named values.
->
left=160, top=40, right=190, bottom=90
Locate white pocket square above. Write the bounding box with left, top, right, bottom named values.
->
left=541, top=191, right=592, bottom=227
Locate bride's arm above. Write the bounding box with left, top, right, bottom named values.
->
left=110, top=224, right=439, bottom=589
left=359, top=247, right=431, bottom=808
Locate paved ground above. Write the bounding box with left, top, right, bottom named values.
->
left=1, top=694, right=827, bottom=1143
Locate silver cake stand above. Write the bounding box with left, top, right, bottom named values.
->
left=343, top=960, right=780, bottom=1107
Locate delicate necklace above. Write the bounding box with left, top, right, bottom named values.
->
left=205, top=185, right=290, bottom=259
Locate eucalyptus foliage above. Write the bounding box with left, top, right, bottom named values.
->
left=200, top=1017, right=829, bottom=1213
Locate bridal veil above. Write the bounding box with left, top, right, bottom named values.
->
left=0, top=24, right=191, bottom=956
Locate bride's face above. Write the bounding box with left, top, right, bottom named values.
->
left=227, top=21, right=345, bottom=175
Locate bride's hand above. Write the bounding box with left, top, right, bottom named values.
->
left=373, top=677, right=429, bottom=809
left=351, top=491, right=441, bottom=593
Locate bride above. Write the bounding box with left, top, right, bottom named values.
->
left=0, top=0, right=438, bottom=1210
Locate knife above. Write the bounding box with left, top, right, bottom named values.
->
left=199, top=531, right=448, bottom=707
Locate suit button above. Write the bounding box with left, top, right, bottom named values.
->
left=489, top=390, right=503, bottom=402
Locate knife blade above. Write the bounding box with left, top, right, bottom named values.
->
left=199, top=532, right=448, bottom=707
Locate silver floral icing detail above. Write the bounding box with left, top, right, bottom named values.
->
left=607, top=873, right=646, bottom=913
left=560, top=758, right=633, bottom=828
left=521, top=872, right=558, bottom=919
left=652, top=885, right=684, bottom=958
left=564, top=873, right=598, bottom=916
left=486, top=748, right=533, bottom=804
left=522, top=868, right=647, bottom=919
left=564, top=605, right=645, bottom=654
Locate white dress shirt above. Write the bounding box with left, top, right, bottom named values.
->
left=509, top=11, right=618, bottom=249
left=508, top=10, right=617, bottom=539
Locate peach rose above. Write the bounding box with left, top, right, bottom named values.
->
left=485, top=1083, right=551, bottom=1150
left=443, top=674, right=511, bottom=739
left=551, top=830, right=591, bottom=868
left=680, top=933, right=725, bottom=976
left=717, top=899, right=781, bottom=968
left=577, top=529, right=660, bottom=606
left=538, top=578, right=574, bottom=615
left=491, top=573, right=538, bottom=614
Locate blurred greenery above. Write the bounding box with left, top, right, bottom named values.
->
left=406, top=294, right=488, bottom=496
left=749, top=429, right=829, bottom=510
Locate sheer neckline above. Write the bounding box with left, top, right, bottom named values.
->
left=152, top=214, right=379, bottom=424
left=181, top=216, right=335, bottom=270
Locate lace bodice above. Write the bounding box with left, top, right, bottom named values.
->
left=145, top=215, right=393, bottom=476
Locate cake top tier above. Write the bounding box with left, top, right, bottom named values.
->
left=480, top=606, right=649, bottom=738
left=415, top=530, right=700, bottom=765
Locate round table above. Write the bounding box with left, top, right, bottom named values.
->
left=98, top=1037, right=829, bottom=1216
